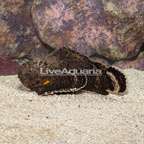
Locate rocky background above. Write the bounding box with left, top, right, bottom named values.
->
left=0, top=0, right=144, bottom=75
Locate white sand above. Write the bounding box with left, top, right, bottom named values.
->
left=0, top=69, right=144, bottom=144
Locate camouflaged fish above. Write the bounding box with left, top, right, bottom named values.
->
left=18, top=47, right=127, bottom=95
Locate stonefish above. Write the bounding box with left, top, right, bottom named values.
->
left=18, top=47, right=127, bottom=95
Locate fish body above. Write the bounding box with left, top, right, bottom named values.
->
left=18, top=47, right=127, bottom=95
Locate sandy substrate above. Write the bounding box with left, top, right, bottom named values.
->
left=0, top=69, right=144, bottom=144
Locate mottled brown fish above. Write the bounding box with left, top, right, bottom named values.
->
left=18, top=47, right=127, bottom=95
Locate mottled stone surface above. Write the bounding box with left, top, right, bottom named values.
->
left=0, top=0, right=144, bottom=75
left=115, top=52, right=144, bottom=71
left=0, top=55, right=19, bottom=75
left=0, top=2, right=53, bottom=60
left=32, top=0, right=144, bottom=61
left=0, top=0, right=54, bottom=74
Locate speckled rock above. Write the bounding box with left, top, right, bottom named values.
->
left=0, top=0, right=53, bottom=59
left=115, top=52, right=144, bottom=71
left=0, top=55, right=19, bottom=75
left=0, top=0, right=144, bottom=75
left=32, top=0, right=144, bottom=60
left=0, top=0, right=55, bottom=74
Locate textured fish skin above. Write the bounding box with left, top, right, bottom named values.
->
left=18, top=47, right=127, bottom=95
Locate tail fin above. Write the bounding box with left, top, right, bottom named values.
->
left=106, top=66, right=127, bottom=95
